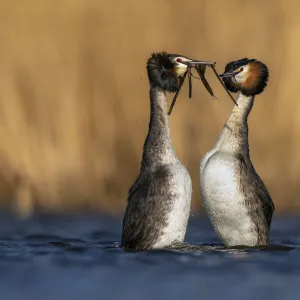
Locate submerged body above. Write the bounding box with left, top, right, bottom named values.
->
left=200, top=59, right=274, bottom=247
left=121, top=53, right=194, bottom=251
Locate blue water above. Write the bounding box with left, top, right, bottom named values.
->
left=0, top=212, right=299, bottom=300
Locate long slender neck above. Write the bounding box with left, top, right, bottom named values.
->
left=214, top=93, right=254, bottom=155
left=141, top=85, right=176, bottom=170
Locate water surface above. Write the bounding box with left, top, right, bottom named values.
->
left=0, top=213, right=299, bottom=300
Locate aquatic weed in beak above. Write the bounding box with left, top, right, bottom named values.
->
left=168, top=61, right=238, bottom=115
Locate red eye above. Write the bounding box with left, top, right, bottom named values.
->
left=176, top=58, right=182, bottom=63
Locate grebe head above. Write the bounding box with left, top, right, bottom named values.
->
left=147, top=52, right=212, bottom=93
left=220, top=58, right=269, bottom=96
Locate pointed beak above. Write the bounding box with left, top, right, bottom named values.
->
left=186, top=60, right=216, bottom=68
left=219, top=70, right=242, bottom=78
left=178, top=58, right=215, bottom=68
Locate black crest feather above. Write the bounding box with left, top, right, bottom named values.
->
left=146, top=52, right=179, bottom=93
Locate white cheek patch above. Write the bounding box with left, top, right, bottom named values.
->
left=234, top=66, right=249, bottom=84
left=178, top=62, right=188, bottom=69
left=175, top=65, right=188, bottom=76
left=234, top=76, right=243, bottom=84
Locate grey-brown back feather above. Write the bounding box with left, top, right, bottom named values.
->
left=237, top=153, right=274, bottom=245
left=121, top=165, right=174, bottom=250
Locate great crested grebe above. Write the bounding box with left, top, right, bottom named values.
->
left=122, top=52, right=212, bottom=251
left=200, top=58, right=275, bottom=247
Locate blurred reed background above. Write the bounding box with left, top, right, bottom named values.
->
left=0, top=0, right=298, bottom=216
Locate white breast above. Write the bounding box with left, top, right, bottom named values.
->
left=153, top=163, right=192, bottom=248
left=200, top=151, right=257, bottom=246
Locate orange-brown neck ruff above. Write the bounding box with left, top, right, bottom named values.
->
left=243, top=62, right=261, bottom=90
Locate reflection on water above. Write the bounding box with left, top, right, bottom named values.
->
left=0, top=212, right=299, bottom=300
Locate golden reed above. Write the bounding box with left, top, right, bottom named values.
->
left=0, top=0, right=298, bottom=215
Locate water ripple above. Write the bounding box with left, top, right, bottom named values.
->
left=0, top=213, right=299, bottom=299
